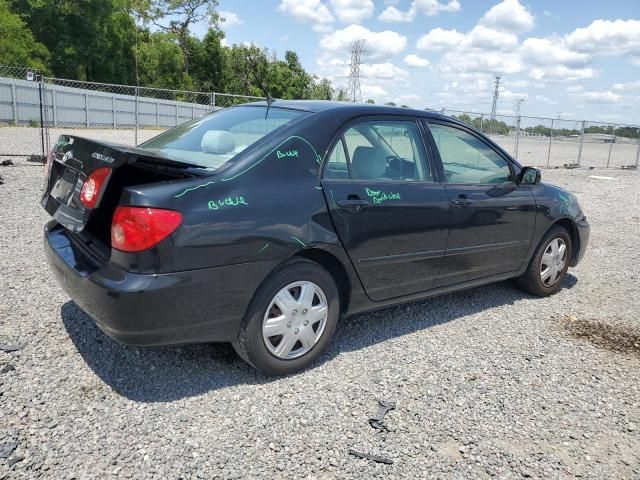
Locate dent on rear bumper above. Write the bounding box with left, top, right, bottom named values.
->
left=44, top=224, right=278, bottom=346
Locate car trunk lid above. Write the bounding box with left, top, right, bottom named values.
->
left=41, top=135, right=202, bottom=248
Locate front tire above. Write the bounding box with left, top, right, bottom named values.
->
left=517, top=225, right=572, bottom=297
left=232, top=259, right=339, bottom=375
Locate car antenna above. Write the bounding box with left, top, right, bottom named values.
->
left=250, top=64, right=274, bottom=118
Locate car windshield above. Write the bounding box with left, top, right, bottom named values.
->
left=140, top=106, right=307, bottom=169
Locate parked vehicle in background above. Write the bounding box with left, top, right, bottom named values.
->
left=42, top=101, right=590, bottom=375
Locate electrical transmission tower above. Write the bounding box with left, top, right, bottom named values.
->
left=347, top=40, right=365, bottom=103
left=489, top=76, right=501, bottom=134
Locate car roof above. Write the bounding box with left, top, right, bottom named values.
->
left=240, top=99, right=450, bottom=120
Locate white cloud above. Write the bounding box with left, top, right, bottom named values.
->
left=379, top=0, right=460, bottom=23
left=416, top=28, right=464, bottom=50
left=219, top=11, right=242, bottom=27
left=403, top=54, right=430, bottom=67
left=521, top=37, right=591, bottom=67
left=320, top=24, right=407, bottom=60
left=361, top=63, right=409, bottom=80
left=612, top=80, right=640, bottom=92
left=361, top=84, right=388, bottom=98
left=534, top=94, right=558, bottom=105
left=439, top=50, right=524, bottom=75
left=529, top=65, right=598, bottom=81
left=467, top=25, right=519, bottom=51
left=329, top=0, right=374, bottom=23
left=580, top=91, right=622, bottom=103
left=566, top=85, right=584, bottom=93
left=565, top=19, right=640, bottom=60
left=479, top=0, right=534, bottom=33
left=278, top=0, right=334, bottom=32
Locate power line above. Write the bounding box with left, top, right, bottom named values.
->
left=347, top=40, right=365, bottom=103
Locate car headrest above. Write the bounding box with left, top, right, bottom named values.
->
left=201, top=130, right=235, bottom=154
left=351, top=146, right=386, bottom=179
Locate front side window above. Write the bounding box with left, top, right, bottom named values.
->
left=428, top=123, right=513, bottom=184
left=324, top=120, right=431, bottom=182
left=141, top=106, right=307, bottom=169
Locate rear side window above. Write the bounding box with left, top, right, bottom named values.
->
left=429, top=123, right=513, bottom=184
left=324, top=120, right=431, bottom=182
left=141, top=106, right=307, bottom=169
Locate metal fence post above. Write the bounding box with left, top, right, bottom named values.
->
left=514, top=115, right=521, bottom=159
left=211, top=92, right=215, bottom=110
left=85, top=93, right=89, bottom=127
left=635, top=128, right=640, bottom=168
left=156, top=100, right=160, bottom=127
left=134, top=86, right=139, bottom=146
left=480, top=114, right=484, bottom=134
left=636, top=128, right=640, bottom=169
left=52, top=88, right=57, bottom=127
left=546, top=118, right=554, bottom=167
left=112, top=95, right=116, bottom=129
left=38, top=76, right=45, bottom=157
left=577, top=120, right=585, bottom=167
left=10, top=82, right=17, bottom=124
left=606, top=125, right=616, bottom=167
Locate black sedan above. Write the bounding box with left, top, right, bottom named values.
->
left=42, top=101, right=589, bottom=375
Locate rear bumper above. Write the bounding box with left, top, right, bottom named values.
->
left=44, top=221, right=277, bottom=346
left=572, top=216, right=590, bottom=267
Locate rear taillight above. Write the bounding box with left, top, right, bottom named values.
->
left=111, top=206, right=183, bottom=252
left=80, top=167, right=111, bottom=209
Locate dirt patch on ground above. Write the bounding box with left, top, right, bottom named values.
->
left=562, top=315, right=640, bottom=357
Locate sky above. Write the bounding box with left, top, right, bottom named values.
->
left=196, top=0, right=639, bottom=125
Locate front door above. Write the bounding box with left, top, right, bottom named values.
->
left=322, top=117, right=450, bottom=301
left=424, top=121, right=536, bottom=287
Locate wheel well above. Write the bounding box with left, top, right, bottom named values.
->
left=294, top=249, right=351, bottom=315
left=554, top=218, right=579, bottom=264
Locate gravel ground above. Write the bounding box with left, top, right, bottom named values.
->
left=1, top=161, right=639, bottom=479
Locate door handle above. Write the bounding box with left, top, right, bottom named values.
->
left=450, top=198, right=474, bottom=207
left=337, top=199, right=369, bottom=212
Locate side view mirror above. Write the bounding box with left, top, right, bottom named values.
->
left=519, top=166, right=541, bottom=185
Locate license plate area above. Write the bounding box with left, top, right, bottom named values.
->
left=49, top=163, right=81, bottom=206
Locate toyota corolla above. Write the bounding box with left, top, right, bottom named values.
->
left=42, top=101, right=589, bottom=375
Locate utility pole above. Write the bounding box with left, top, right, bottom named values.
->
left=514, top=99, right=524, bottom=159
left=347, top=40, right=365, bottom=103
left=489, top=76, right=501, bottom=135
left=514, top=98, right=524, bottom=117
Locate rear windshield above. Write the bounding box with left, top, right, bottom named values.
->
left=141, top=106, right=307, bottom=169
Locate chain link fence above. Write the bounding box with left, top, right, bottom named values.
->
left=0, top=65, right=47, bottom=158
left=443, top=109, right=640, bottom=169
left=0, top=65, right=264, bottom=160
left=2, top=64, right=639, bottom=169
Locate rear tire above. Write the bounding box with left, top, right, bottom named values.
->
left=232, top=258, right=339, bottom=375
left=516, top=225, right=572, bottom=297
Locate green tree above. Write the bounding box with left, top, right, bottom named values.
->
left=365, top=99, right=375, bottom=104
left=136, top=31, right=192, bottom=90
left=148, top=0, right=220, bottom=75
left=308, top=77, right=333, bottom=100
left=9, top=0, right=137, bottom=82
left=187, top=28, right=225, bottom=91
left=0, top=0, right=49, bottom=71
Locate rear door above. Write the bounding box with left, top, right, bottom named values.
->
left=424, top=120, right=536, bottom=287
left=321, top=116, right=450, bottom=301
